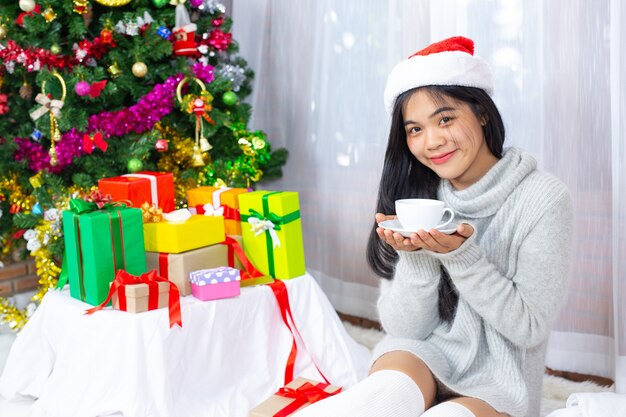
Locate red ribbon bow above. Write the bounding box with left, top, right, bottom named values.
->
left=274, top=382, right=342, bottom=417
left=85, top=269, right=182, bottom=328
left=84, top=189, right=113, bottom=208
left=83, top=132, right=108, bottom=154
left=196, top=204, right=241, bottom=222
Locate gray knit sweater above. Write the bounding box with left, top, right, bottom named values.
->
left=372, top=147, right=573, bottom=417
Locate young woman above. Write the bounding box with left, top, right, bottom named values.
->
left=295, top=37, right=572, bottom=417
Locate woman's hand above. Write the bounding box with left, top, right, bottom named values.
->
left=375, top=213, right=474, bottom=253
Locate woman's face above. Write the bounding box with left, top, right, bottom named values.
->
left=402, top=89, right=498, bottom=190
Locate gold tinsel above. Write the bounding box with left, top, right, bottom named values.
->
left=155, top=123, right=204, bottom=206
left=0, top=174, right=36, bottom=213
left=0, top=187, right=80, bottom=331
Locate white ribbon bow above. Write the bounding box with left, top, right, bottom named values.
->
left=162, top=208, right=192, bottom=223
left=202, top=203, right=224, bottom=217
left=30, top=93, right=64, bottom=120
left=248, top=217, right=281, bottom=248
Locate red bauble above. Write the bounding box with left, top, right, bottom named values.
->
left=155, top=139, right=168, bottom=152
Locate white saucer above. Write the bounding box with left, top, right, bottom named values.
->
left=378, top=219, right=457, bottom=237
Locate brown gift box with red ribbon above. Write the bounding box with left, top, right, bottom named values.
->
left=86, top=269, right=182, bottom=328
left=249, top=377, right=342, bottom=417
left=146, top=235, right=271, bottom=296
left=112, top=280, right=170, bottom=313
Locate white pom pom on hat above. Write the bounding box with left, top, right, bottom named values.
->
left=383, top=36, right=493, bottom=114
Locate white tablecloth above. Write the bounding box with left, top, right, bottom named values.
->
left=0, top=274, right=371, bottom=417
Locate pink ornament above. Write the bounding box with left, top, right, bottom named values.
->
left=75, top=81, right=91, bottom=97
left=155, top=139, right=168, bottom=152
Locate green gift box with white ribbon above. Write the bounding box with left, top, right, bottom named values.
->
left=238, top=191, right=306, bottom=280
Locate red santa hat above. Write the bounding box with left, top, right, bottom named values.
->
left=383, top=36, right=493, bottom=114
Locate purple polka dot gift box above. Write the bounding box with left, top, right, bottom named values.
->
left=189, top=266, right=241, bottom=301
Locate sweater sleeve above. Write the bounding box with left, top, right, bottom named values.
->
left=377, top=250, right=443, bottom=340
left=430, top=191, right=573, bottom=348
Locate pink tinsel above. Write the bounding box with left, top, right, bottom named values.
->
left=193, top=62, right=215, bottom=84
left=14, top=74, right=184, bottom=172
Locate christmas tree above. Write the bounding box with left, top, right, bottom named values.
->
left=0, top=0, right=287, bottom=330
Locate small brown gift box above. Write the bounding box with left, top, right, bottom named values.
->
left=111, top=281, right=169, bottom=313
left=249, top=377, right=342, bottom=417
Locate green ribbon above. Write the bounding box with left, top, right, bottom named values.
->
left=56, top=255, right=68, bottom=290
left=240, top=192, right=300, bottom=277
left=69, top=198, right=113, bottom=214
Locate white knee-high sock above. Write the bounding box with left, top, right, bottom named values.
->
left=292, top=370, right=426, bottom=417
left=421, top=401, right=477, bottom=417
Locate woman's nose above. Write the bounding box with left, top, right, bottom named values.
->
left=425, top=128, right=446, bottom=149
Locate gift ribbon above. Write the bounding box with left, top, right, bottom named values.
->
left=122, top=173, right=159, bottom=206
left=162, top=208, right=192, bottom=222
left=274, top=381, right=342, bottom=417
left=29, top=93, right=64, bottom=120
left=220, top=236, right=265, bottom=280
left=158, top=253, right=169, bottom=279
left=196, top=204, right=240, bottom=221
left=268, top=279, right=330, bottom=386
left=240, top=192, right=300, bottom=277
left=85, top=269, right=182, bottom=328
left=212, top=187, right=230, bottom=209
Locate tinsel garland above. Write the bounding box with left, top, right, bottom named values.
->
left=0, top=37, right=114, bottom=72
left=0, top=174, right=36, bottom=213
left=14, top=74, right=184, bottom=172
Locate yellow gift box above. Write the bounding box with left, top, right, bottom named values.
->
left=143, top=215, right=225, bottom=254
left=238, top=191, right=306, bottom=280
left=187, top=186, right=248, bottom=235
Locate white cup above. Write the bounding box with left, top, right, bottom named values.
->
left=395, top=199, right=455, bottom=231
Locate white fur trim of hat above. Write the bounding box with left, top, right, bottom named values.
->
left=383, top=36, right=493, bottom=114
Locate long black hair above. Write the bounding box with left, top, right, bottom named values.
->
left=366, top=85, right=505, bottom=322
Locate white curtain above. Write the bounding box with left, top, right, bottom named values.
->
left=232, top=0, right=626, bottom=390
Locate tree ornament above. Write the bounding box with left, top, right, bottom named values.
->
left=157, top=26, right=171, bottom=39
left=222, top=91, right=237, bottom=106
left=30, top=129, right=43, bottom=142
left=32, top=202, right=44, bottom=216
left=50, top=43, right=61, bottom=55
left=75, top=80, right=91, bottom=96
left=0, top=24, right=7, bottom=40
left=19, top=0, right=36, bottom=13
left=19, top=83, right=33, bottom=100
left=132, top=62, right=148, bottom=78
left=153, top=0, right=168, bottom=7
left=83, top=132, right=108, bottom=154
left=100, top=28, right=114, bottom=45
left=172, top=4, right=199, bottom=56
left=29, top=71, right=66, bottom=167
left=176, top=77, right=216, bottom=158
left=155, top=139, right=169, bottom=152
left=127, top=158, right=143, bottom=173
left=191, top=145, right=205, bottom=167
left=107, top=61, right=122, bottom=78
left=93, top=0, right=132, bottom=6
left=73, top=0, right=89, bottom=14
left=42, top=6, right=57, bottom=22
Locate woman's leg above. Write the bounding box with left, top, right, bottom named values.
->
left=421, top=398, right=509, bottom=417
left=293, top=350, right=434, bottom=417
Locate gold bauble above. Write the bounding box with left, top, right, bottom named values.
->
left=0, top=25, right=7, bottom=40
left=131, top=62, right=148, bottom=78
left=93, top=0, right=132, bottom=6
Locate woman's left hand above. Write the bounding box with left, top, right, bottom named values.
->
left=411, top=223, right=474, bottom=254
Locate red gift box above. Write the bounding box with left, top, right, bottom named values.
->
left=98, top=171, right=175, bottom=213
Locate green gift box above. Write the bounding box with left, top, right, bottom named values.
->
left=239, top=191, right=306, bottom=279
left=62, top=199, right=147, bottom=306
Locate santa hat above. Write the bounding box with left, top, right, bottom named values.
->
left=383, top=36, right=493, bottom=114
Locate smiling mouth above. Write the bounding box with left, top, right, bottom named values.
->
left=430, top=150, right=456, bottom=165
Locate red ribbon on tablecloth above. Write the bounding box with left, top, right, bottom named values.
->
left=267, top=279, right=331, bottom=386
left=273, top=381, right=342, bottom=417
left=220, top=236, right=265, bottom=281
left=85, top=269, right=182, bottom=328
left=195, top=203, right=240, bottom=221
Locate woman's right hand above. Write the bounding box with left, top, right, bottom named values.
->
left=375, top=213, right=424, bottom=252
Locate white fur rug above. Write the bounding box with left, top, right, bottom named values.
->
left=341, top=322, right=615, bottom=417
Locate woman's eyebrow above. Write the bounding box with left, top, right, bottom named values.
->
left=429, top=106, right=455, bottom=118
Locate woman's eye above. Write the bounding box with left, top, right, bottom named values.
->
left=409, top=126, right=421, bottom=134
left=440, top=116, right=452, bottom=125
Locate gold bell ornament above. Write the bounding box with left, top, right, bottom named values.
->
left=176, top=77, right=217, bottom=165
left=29, top=71, right=66, bottom=167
